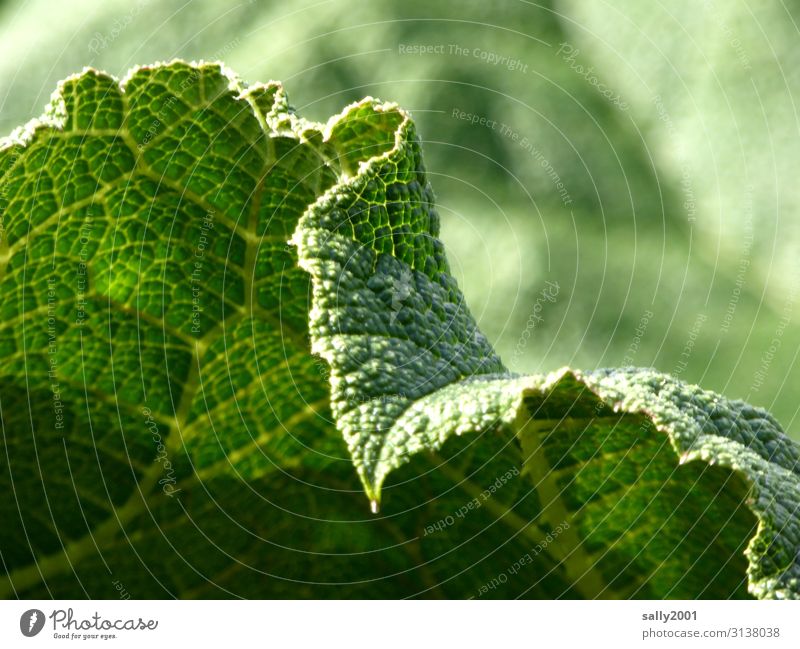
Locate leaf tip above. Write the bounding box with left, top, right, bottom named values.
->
left=360, top=468, right=384, bottom=513
left=364, top=478, right=382, bottom=512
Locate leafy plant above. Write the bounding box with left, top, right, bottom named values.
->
left=0, top=61, right=798, bottom=599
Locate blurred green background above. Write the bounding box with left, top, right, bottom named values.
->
left=1, top=0, right=797, bottom=437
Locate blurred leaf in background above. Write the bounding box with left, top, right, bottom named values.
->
left=0, top=0, right=796, bottom=436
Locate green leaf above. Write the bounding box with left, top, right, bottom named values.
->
left=1, top=61, right=798, bottom=599
left=291, top=107, right=505, bottom=502
left=292, top=86, right=800, bottom=597
left=0, top=60, right=408, bottom=596
left=402, top=368, right=800, bottom=598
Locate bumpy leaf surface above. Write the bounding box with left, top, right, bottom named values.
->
left=1, top=61, right=798, bottom=599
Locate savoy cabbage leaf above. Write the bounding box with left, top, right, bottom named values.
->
left=0, top=61, right=798, bottom=599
